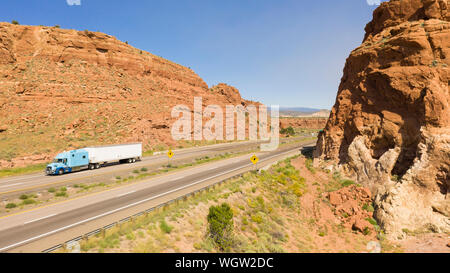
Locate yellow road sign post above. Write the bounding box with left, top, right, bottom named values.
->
left=167, top=150, right=174, bottom=166
left=250, top=155, right=259, bottom=171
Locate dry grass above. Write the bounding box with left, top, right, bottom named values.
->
left=62, top=155, right=402, bottom=253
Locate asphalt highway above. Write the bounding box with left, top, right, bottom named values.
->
left=0, top=139, right=315, bottom=252
left=0, top=137, right=306, bottom=196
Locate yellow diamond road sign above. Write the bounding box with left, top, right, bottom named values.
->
left=167, top=150, right=174, bottom=158
left=250, top=155, right=259, bottom=165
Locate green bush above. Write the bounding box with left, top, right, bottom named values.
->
left=366, top=217, right=377, bottom=226
left=362, top=203, right=375, bottom=212
left=48, top=188, right=56, bottom=193
left=55, top=192, right=67, bottom=197
left=21, top=199, right=36, bottom=205
left=340, top=179, right=355, bottom=187
left=207, top=203, right=234, bottom=251
left=11, top=20, right=19, bottom=25
left=159, top=220, right=173, bottom=234
left=19, top=194, right=29, bottom=200
left=280, top=126, right=295, bottom=136
left=5, top=203, right=17, bottom=209
left=140, top=167, right=148, bottom=172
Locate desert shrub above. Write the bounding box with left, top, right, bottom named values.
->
left=251, top=213, right=264, bottom=224
left=21, top=199, right=36, bottom=205
left=19, top=194, right=29, bottom=200
left=305, top=158, right=316, bottom=174
left=55, top=192, right=67, bottom=197
left=362, top=203, right=375, bottom=212
left=340, top=179, right=355, bottom=187
left=280, top=126, right=295, bottom=136
left=11, top=20, right=19, bottom=25
left=5, top=203, right=17, bottom=209
left=289, top=181, right=306, bottom=197
left=207, top=203, right=234, bottom=251
left=48, top=187, right=56, bottom=193
left=159, top=220, right=173, bottom=234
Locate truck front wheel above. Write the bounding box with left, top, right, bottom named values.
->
left=58, top=169, right=64, bottom=175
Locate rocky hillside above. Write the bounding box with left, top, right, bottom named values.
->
left=314, top=0, right=449, bottom=238
left=0, top=23, right=255, bottom=168
left=279, top=118, right=327, bottom=130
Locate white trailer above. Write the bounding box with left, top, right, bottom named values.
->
left=84, top=143, right=142, bottom=170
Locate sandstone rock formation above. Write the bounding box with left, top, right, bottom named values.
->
left=314, top=0, right=449, bottom=238
left=0, top=23, right=256, bottom=168
left=279, top=118, right=327, bottom=130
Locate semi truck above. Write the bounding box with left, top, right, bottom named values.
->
left=45, top=143, right=142, bottom=175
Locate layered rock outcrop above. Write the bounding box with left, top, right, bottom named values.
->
left=0, top=23, right=255, bottom=168
left=279, top=118, right=327, bottom=130
left=314, top=0, right=449, bottom=238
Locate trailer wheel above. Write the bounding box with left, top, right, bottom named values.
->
left=95, top=163, right=100, bottom=169
left=128, top=158, right=133, bottom=163
left=58, top=169, right=64, bottom=175
left=132, top=158, right=136, bottom=163
left=89, top=164, right=95, bottom=170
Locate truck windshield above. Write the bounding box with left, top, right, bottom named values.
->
left=53, top=159, right=67, bottom=164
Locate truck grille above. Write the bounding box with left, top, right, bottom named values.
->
left=46, top=167, right=52, bottom=174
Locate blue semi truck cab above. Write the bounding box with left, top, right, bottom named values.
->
left=46, top=149, right=89, bottom=175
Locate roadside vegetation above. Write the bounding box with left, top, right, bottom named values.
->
left=0, top=163, right=48, bottom=178
left=60, top=154, right=401, bottom=253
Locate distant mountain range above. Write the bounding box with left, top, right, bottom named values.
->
left=279, top=107, right=323, bottom=113
left=278, top=107, right=330, bottom=118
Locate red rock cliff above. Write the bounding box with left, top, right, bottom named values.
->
left=0, top=23, right=254, bottom=168
left=314, top=0, right=449, bottom=238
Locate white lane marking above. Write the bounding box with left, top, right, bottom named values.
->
left=0, top=147, right=300, bottom=252
left=116, top=191, right=136, bottom=198
left=0, top=183, right=23, bottom=188
left=24, top=214, right=57, bottom=225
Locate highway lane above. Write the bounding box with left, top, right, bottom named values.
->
left=0, top=137, right=307, bottom=195
left=0, top=141, right=315, bottom=252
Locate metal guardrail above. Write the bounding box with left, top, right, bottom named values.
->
left=42, top=172, right=246, bottom=253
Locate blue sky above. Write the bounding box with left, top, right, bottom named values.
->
left=1, top=0, right=384, bottom=109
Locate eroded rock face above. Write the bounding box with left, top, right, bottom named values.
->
left=0, top=23, right=255, bottom=168
left=314, top=0, right=449, bottom=238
